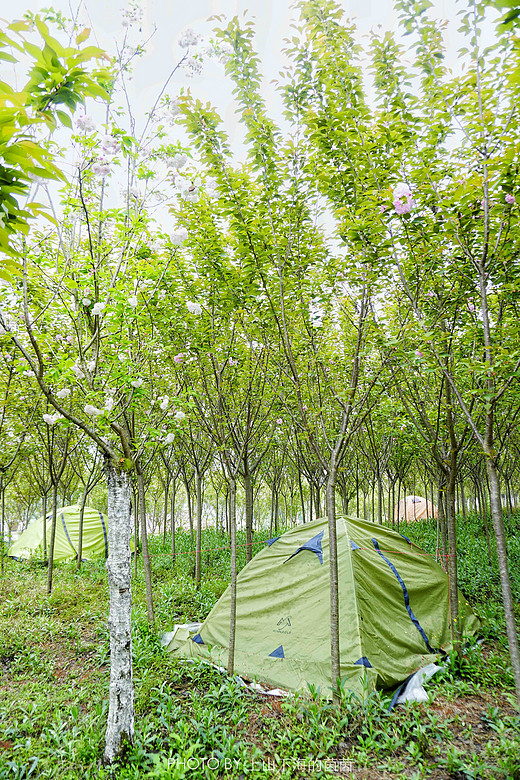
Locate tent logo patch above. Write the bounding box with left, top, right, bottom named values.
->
left=275, top=616, right=292, bottom=634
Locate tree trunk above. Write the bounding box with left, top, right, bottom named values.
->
left=103, top=460, right=134, bottom=764
left=162, top=474, right=170, bottom=545
left=244, top=469, right=253, bottom=562
left=326, top=469, right=340, bottom=703
left=170, top=481, right=176, bottom=567
left=314, top=483, right=321, bottom=518
left=298, top=469, right=306, bottom=524
left=377, top=470, right=383, bottom=524
left=460, top=478, right=467, bottom=521
left=437, top=485, right=448, bottom=570
left=478, top=481, right=494, bottom=568
left=227, top=476, right=237, bottom=675
left=195, top=468, right=202, bottom=588
left=0, top=476, right=4, bottom=575
left=356, top=466, right=360, bottom=516
left=42, top=492, right=48, bottom=562
left=137, top=472, right=155, bottom=627
left=446, top=472, right=461, bottom=654
left=46, top=483, right=59, bottom=595
left=486, top=458, right=520, bottom=707
left=185, top=480, right=194, bottom=545
left=76, top=485, right=89, bottom=570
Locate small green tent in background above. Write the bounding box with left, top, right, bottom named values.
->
left=167, top=516, right=479, bottom=698
left=8, top=505, right=108, bottom=562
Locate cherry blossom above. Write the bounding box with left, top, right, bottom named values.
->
left=92, top=160, right=111, bottom=178
left=186, top=301, right=202, bottom=315
left=43, top=412, right=63, bottom=425
left=76, top=114, right=96, bottom=132
left=173, top=353, right=185, bottom=364
left=178, top=28, right=202, bottom=48
left=101, top=135, right=121, bottom=156
left=392, top=182, right=414, bottom=215
left=131, top=378, right=143, bottom=388
left=171, top=228, right=189, bottom=245
left=164, top=432, right=175, bottom=444
left=128, top=295, right=138, bottom=307
left=167, top=152, right=188, bottom=170
left=505, top=193, right=515, bottom=205
left=72, top=362, right=85, bottom=380
left=174, top=410, right=186, bottom=421
left=56, top=388, right=71, bottom=399
left=92, top=302, right=106, bottom=316
left=84, top=404, right=103, bottom=416
left=160, top=396, right=169, bottom=411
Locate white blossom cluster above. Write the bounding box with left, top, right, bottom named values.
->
left=121, top=3, right=143, bottom=28
left=43, top=412, right=63, bottom=426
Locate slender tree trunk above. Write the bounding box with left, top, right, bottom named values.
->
left=46, top=483, right=59, bottom=595
left=486, top=458, right=520, bottom=706
left=225, top=486, right=230, bottom=537
left=132, top=486, right=139, bottom=577
left=478, top=480, right=494, bottom=568
left=162, top=475, right=170, bottom=545
left=76, top=484, right=89, bottom=570
left=355, top=467, right=360, bottom=516
left=243, top=469, right=253, bottom=562
left=446, top=471, right=461, bottom=653
left=460, top=478, right=467, bottom=521
left=0, top=477, right=4, bottom=575
left=326, top=468, right=340, bottom=703
left=195, top=468, right=202, bottom=588
left=298, top=469, right=306, bottom=524
left=184, top=479, right=194, bottom=545
left=377, top=470, right=383, bottom=524
left=103, top=460, right=134, bottom=764
left=314, top=483, right=321, bottom=518
left=171, top=483, right=176, bottom=567
left=227, top=476, right=237, bottom=675
left=340, top=481, right=349, bottom=515
left=437, top=486, right=448, bottom=571
left=137, top=472, right=155, bottom=627
left=309, top=482, right=314, bottom=524
left=42, top=492, right=48, bottom=562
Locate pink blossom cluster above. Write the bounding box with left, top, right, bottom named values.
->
left=76, top=114, right=96, bottom=133
left=393, top=182, right=414, bottom=215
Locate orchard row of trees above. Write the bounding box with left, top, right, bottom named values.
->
left=1, top=0, right=520, bottom=759
left=3, top=388, right=520, bottom=552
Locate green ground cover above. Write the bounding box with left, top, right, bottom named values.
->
left=0, top=514, right=519, bottom=779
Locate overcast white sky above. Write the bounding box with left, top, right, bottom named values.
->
left=0, top=0, right=464, bottom=147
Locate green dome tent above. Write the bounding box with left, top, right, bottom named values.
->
left=167, top=516, right=479, bottom=698
left=8, top=504, right=108, bottom=562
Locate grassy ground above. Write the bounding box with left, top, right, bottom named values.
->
left=0, top=515, right=519, bottom=779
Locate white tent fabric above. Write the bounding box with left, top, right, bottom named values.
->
left=394, top=495, right=438, bottom=522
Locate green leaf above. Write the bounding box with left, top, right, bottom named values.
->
left=76, top=28, right=91, bottom=45
left=55, top=109, right=73, bottom=128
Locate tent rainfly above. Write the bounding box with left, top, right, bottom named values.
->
left=394, top=495, right=438, bottom=523
left=8, top=504, right=108, bottom=562
left=167, top=515, right=479, bottom=698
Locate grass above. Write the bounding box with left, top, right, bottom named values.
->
left=0, top=515, right=519, bottom=779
